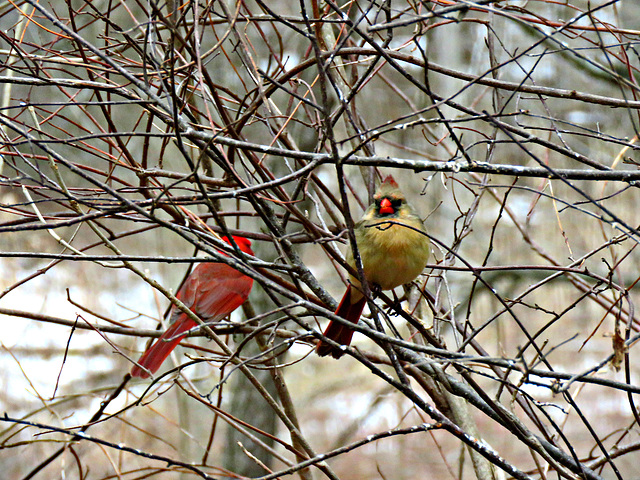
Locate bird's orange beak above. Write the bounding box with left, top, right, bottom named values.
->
left=379, top=198, right=393, bottom=215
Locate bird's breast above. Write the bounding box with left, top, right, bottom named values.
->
left=353, top=219, right=430, bottom=290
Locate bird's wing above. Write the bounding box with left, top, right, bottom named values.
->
left=174, top=262, right=253, bottom=323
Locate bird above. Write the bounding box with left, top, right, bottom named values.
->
left=316, top=176, right=430, bottom=358
left=131, top=236, right=254, bottom=378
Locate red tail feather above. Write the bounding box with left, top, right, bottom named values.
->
left=316, top=285, right=366, bottom=358
left=131, top=315, right=196, bottom=378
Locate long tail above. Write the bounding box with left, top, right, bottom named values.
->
left=316, top=285, right=366, bottom=358
left=131, top=315, right=196, bottom=378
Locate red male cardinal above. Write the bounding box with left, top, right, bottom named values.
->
left=131, top=236, right=254, bottom=378
left=316, top=176, right=430, bottom=358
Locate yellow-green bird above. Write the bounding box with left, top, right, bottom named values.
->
left=316, top=176, right=431, bottom=358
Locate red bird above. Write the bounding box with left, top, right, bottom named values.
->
left=316, top=176, right=430, bottom=358
left=131, top=236, right=254, bottom=378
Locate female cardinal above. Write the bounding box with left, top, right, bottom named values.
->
left=316, top=176, right=430, bottom=358
left=131, top=236, right=254, bottom=378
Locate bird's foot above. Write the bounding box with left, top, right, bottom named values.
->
left=384, top=291, right=404, bottom=315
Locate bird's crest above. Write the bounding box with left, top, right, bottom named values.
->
left=223, top=235, right=254, bottom=255
left=382, top=175, right=398, bottom=188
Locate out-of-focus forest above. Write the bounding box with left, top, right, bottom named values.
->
left=2, top=1, right=640, bottom=479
